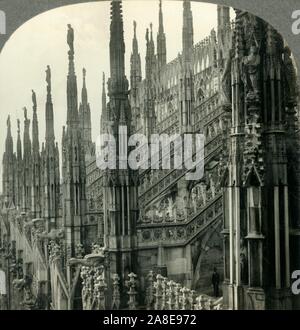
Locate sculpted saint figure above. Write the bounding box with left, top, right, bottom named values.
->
left=46, top=65, right=51, bottom=92
left=23, top=107, right=28, bottom=120
left=32, top=90, right=36, bottom=108
left=283, top=46, right=298, bottom=104
left=221, top=49, right=233, bottom=104
left=7, top=115, right=10, bottom=129
left=243, top=45, right=260, bottom=95
left=67, top=24, right=74, bottom=53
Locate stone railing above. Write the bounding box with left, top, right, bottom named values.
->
left=80, top=268, right=139, bottom=310
left=139, top=134, right=222, bottom=207
left=145, top=272, right=223, bottom=310
left=79, top=267, right=223, bottom=311
left=137, top=194, right=222, bottom=247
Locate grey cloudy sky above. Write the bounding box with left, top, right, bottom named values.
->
left=0, top=0, right=231, bottom=184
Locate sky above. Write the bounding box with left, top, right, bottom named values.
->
left=0, top=0, right=230, bottom=187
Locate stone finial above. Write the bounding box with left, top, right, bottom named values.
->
left=161, top=277, right=168, bottom=310
left=208, top=298, right=214, bottom=310
left=174, top=283, right=181, bottom=309
left=154, top=274, right=164, bottom=310
left=180, top=287, right=189, bottom=310
left=189, top=289, right=196, bottom=310
left=196, top=294, right=207, bottom=310
left=94, top=272, right=107, bottom=310
left=127, top=272, right=138, bottom=310
left=145, top=271, right=154, bottom=310
left=75, top=243, right=84, bottom=258
left=166, top=280, right=176, bottom=310
left=111, top=274, right=120, bottom=310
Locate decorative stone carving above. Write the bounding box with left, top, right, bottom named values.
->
left=242, top=96, right=264, bottom=185
left=243, top=44, right=261, bottom=98
left=145, top=271, right=154, bottom=310
left=283, top=46, right=299, bottom=106
left=180, top=287, right=189, bottom=310
left=174, top=283, right=181, bottom=310
left=160, top=277, right=168, bottom=310
left=13, top=275, right=36, bottom=310
left=93, top=269, right=107, bottom=310
left=75, top=243, right=84, bottom=258
left=111, top=274, right=120, bottom=310
left=126, top=272, right=138, bottom=310
left=48, top=240, right=61, bottom=263
left=154, top=274, right=164, bottom=310
left=166, top=280, right=176, bottom=310
left=68, top=246, right=107, bottom=267
left=189, top=290, right=196, bottom=310
left=37, top=228, right=64, bottom=241
left=196, top=295, right=206, bottom=310
left=80, top=266, right=93, bottom=310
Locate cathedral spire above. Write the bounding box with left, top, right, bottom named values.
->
left=15, top=118, right=23, bottom=210
left=159, top=0, right=163, bottom=34
left=79, top=67, right=92, bottom=150
left=16, top=119, right=22, bottom=160
left=132, top=20, right=138, bottom=55
left=32, top=90, right=39, bottom=154
left=66, top=24, right=78, bottom=126
left=22, top=106, right=31, bottom=212
left=109, top=0, right=127, bottom=93
left=31, top=89, right=41, bottom=217
left=182, top=0, right=194, bottom=63
left=157, top=0, right=166, bottom=69
left=146, top=24, right=155, bottom=81
left=45, top=65, right=55, bottom=144
left=5, top=115, right=13, bottom=156
left=23, top=107, right=31, bottom=158
left=149, top=23, right=155, bottom=54
left=81, top=68, right=88, bottom=105
left=104, top=0, right=138, bottom=279
left=3, top=115, right=15, bottom=206
left=101, top=72, right=107, bottom=128
left=130, top=21, right=142, bottom=102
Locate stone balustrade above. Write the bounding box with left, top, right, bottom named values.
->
left=79, top=266, right=224, bottom=311
left=147, top=273, right=223, bottom=310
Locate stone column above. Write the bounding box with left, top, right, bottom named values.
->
left=274, top=186, right=281, bottom=289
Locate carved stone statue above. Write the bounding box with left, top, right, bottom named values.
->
left=32, top=90, right=36, bottom=108
left=243, top=45, right=261, bottom=95
left=67, top=24, right=74, bottom=54
left=23, top=107, right=28, bottom=120
left=221, top=49, right=233, bottom=105
left=6, top=115, right=10, bottom=129
left=283, top=46, right=299, bottom=105
left=13, top=275, right=36, bottom=310
left=46, top=65, right=51, bottom=92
